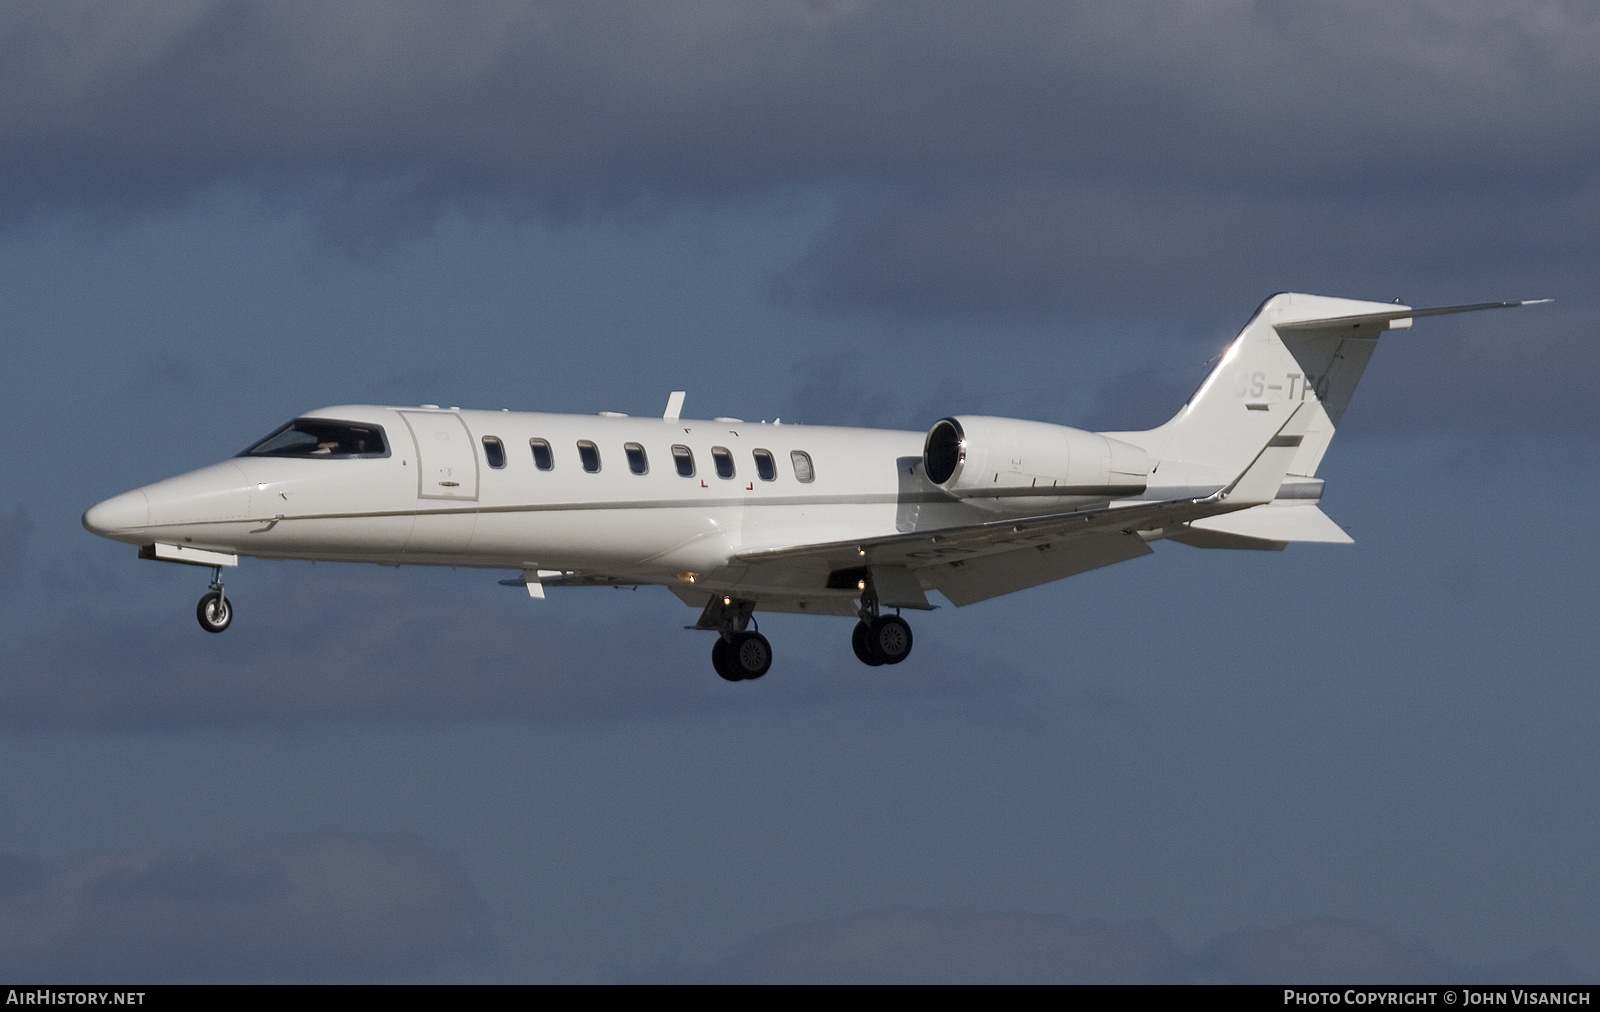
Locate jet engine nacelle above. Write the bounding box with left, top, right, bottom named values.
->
left=922, top=415, right=1149, bottom=508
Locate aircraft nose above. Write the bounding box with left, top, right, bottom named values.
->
left=82, top=489, right=150, bottom=536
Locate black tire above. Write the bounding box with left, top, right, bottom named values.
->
left=196, top=591, right=232, bottom=633
left=852, top=621, right=885, bottom=666
left=729, top=631, right=772, bottom=680
left=712, top=636, right=742, bottom=681
left=867, top=615, right=912, bottom=664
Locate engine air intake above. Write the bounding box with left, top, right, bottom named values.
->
left=923, top=418, right=965, bottom=485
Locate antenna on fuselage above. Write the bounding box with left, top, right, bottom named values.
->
left=664, top=391, right=686, bottom=421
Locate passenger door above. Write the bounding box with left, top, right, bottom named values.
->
left=400, top=410, right=479, bottom=501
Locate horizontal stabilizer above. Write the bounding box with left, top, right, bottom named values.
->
left=1275, top=299, right=1550, bottom=332
left=1187, top=503, right=1352, bottom=544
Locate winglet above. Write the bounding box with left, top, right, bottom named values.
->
left=664, top=391, right=686, bottom=421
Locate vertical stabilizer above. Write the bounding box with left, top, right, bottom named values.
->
left=1110, top=293, right=1406, bottom=496
left=1106, top=294, right=1545, bottom=501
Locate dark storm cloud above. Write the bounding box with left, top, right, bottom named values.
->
left=637, top=910, right=1581, bottom=984
left=0, top=832, right=491, bottom=982
left=5, top=2, right=1592, bottom=418
left=0, top=571, right=1021, bottom=730
left=6, top=2, right=1596, bottom=194
left=786, top=181, right=1594, bottom=315
left=4, top=3, right=1597, bottom=261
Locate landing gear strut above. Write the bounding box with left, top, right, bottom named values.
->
left=852, top=584, right=912, bottom=666
left=697, top=596, right=771, bottom=681
left=196, top=566, right=232, bottom=633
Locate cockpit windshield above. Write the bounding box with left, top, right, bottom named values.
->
left=242, top=418, right=389, bottom=459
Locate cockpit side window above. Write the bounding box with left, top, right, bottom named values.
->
left=243, top=419, right=389, bottom=459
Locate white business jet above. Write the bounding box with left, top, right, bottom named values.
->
left=83, top=293, right=1544, bottom=681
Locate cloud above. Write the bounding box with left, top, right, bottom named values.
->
left=7, top=3, right=1597, bottom=196
left=636, top=909, right=1583, bottom=984
left=3, top=2, right=1590, bottom=420
left=0, top=832, right=492, bottom=982
left=0, top=570, right=1023, bottom=730
left=5, top=3, right=1598, bottom=253
left=784, top=181, right=1595, bottom=317
left=1198, top=920, right=1574, bottom=986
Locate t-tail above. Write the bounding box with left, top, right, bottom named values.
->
left=1105, top=292, right=1549, bottom=549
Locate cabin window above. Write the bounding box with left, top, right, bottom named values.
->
left=672, top=445, right=695, bottom=477
left=482, top=436, right=506, bottom=469
left=625, top=442, right=649, bottom=475
left=753, top=449, right=776, bottom=482
left=530, top=439, right=554, bottom=470
left=791, top=450, right=815, bottom=483
left=711, top=447, right=735, bottom=479
left=578, top=440, right=601, bottom=473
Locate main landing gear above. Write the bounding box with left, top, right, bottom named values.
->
left=713, top=632, right=773, bottom=682
left=694, top=583, right=916, bottom=681
left=851, top=587, right=913, bottom=667
left=697, top=596, right=771, bottom=681
left=195, top=565, right=232, bottom=633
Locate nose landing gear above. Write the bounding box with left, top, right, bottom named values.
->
left=196, top=566, right=232, bottom=633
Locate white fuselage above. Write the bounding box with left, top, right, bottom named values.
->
left=81, top=293, right=1529, bottom=669
left=83, top=405, right=1121, bottom=606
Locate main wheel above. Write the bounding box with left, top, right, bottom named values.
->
left=712, top=636, right=741, bottom=681
left=852, top=621, right=885, bottom=666
left=196, top=591, right=232, bottom=633
left=866, top=615, right=912, bottom=664
left=728, top=631, right=772, bottom=680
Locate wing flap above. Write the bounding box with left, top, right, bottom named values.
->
left=734, top=498, right=1226, bottom=607
left=926, top=531, right=1153, bottom=606
left=734, top=499, right=1207, bottom=572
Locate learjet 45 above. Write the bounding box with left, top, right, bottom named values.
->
left=83, top=293, right=1545, bottom=681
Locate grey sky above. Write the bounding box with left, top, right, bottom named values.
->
left=0, top=2, right=1594, bottom=982
left=0, top=832, right=491, bottom=982
left=640, top=911, right=1577, bottom=984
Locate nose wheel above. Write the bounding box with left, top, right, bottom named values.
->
left=196, top=567, right=232, bottom=633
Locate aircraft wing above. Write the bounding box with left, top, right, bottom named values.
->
left=735, top=497, right=1224, bottom=606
